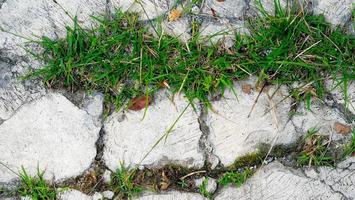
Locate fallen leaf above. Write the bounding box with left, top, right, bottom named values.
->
left=242, top=84, right=252, bottom=94
left=334, top=122, right=352, bottom=135
left=160, top=171, right=170, bottom=190
left=216, top=0, right=225, bottom=2
left=159, top=80, right=171, bottom=89
left=128, top=96, right=151, bottom=111
left=211, top=8, right=217, bottom=17
left=168, top=9, right=182, bottom=22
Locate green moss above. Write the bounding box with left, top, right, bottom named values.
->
left=232, top=152, right=264, bottom=169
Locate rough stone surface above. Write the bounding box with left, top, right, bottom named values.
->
left=248, top=0, right=289, bottom=16
left=326, top=80, right=355, bottom=115
left=304, top=159, right=355, bottom=199
left=194, top=177, right=217, bottom=194
left=202, top=0, right=247, bottom=18
left=0, top=93, right=101, bottom=183
left=59, top=189, right=92, bottom=200
left=134, top=191, right=207, bottom=200
left=103, top=90, right=204, bottom=170
left=0, top=0, right=106, bottom=54
left=207, top=77, right=298, bottom=166
left=311, top=0, right=353, bottom=26
left=102, top=190, right=115, bottom=199
left=0, top=59, right=45, bottom=121
left=111, top=0, right=175, bottom=20
left=215, top=161, right=348, bottom=200
left=199, top=18, right=248, bottom=47
left=292, top=100, right=352, bottom=141
left=162, top=17, right=191, bottom=43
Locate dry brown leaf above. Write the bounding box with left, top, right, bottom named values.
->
left=334, top=122, right=352, bottom=135
left=128, top=96, right=151, bottom=111
left=168, top=9, right=182, bottom=22
left=242, top=84, right=252, bottom=94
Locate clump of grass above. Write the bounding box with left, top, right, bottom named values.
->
left=198, top=178, right=212, bottom=199
left=218, top=168, right=254, bottom=188
left=232, top=152, right=264, bottom=169
left=297, top=128, right=334, bottom=167
left=111, top=164, right=142, bottom=199
left=28, top=1, right=354, bottom=110
left=342, top=129, right=355, bottom=157
left=17, top=167, right=57, bottom=200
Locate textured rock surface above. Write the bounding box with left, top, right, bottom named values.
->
left=311, top=0, right=353, bottom=26
left=207, top=78, right=298, bottom=166
left=59, top=189, right=92, bottom=200
left=103, top=91, right=204, bottom=170
left=326, top=80, right=355, bottom=115
left=111, top=0, right=175, bottom=20
left=0, top=0, right=106, bottom=54
left=0, top=93, right=101, bottom=183
left=194, top=177, right=217, bottom=194
left=162, top=17, right=191, bottom=43
left=202, top=0, right=247, bottom=18
left=135, top=191, right=207, bottom=200
left=292, top=100, right=352, bottom=141
left=215, top=161, right=349, bottom=200
left=0, top=59, right=45, bottom=121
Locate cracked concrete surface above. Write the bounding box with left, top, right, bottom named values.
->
left=0, top=0, right=354, bottom=199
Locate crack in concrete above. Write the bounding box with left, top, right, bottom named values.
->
left=197, top=104, right=220, bottom=169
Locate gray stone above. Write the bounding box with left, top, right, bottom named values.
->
left=292, top=100, right=352, bottom=141
left=0, top=0, right=106, bottom=54
left=81, top=92, right=104, bottom=126
left=202, top=0, right=247, bottom=18
left=134, top=191, right=207, bottom=200
left=0, top=93, right=101, bottom=183
left=92, top=192, right=103, bottom=200
left=102, top=170, right=112, bottom=184
left=162, top=17, right=191, bottom=43
left=0, top=60, right=45, bottom=121
left=194, top=177, right=217, bottom=194
left=248, top=0, right=289, bottom=16
left=215, top=162, right=345, bottom=200
left=304, top=161, right=355, bottom=199
left=311, top=0, right=353, bottom=26
left=207, top=77, right=298, bottom=166
left=103, top=90, right=204, bottom=170
left=59, top=189, right=92, bottom=200
left=325, top=79, right=355, bottom=115
left=199, top=18, right=248, bottom=48
left=102, top=190, right=115, bottom=199
left=111, top=0, right=175, bottom=20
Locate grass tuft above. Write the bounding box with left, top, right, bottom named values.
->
left=17, top=167, right=57, bottom=200
left=111, top=164, right=142, bottom=199
left=27, top=2, right=354, bottom=110
left=218, top=168, right=254, bottom=188
left=198, top=178, right=212, bottom=199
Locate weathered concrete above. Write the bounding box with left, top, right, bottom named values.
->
left=215, top=161, right=349, bottom=200
left=202, top=0, right=247, bottom=18
left=326, top=79, right=355, bottom=115
left=207, top=77, right=298, bottom=166
left=103, top=90, right=204, bottom=170
left=292, top=100, right=352, bottom=141
left=311, top=0, right=353, bottom=26
left=111, top=0, right=175, bottom=20
left=0, top=93, right=101, bottom=183
left=59, top=189, right=92, bottom=200
left=0, top=0, right=106, bottom=54
left=135, top=191, right=208, bottom=200
left=0, top=60, right=45, bottom=121
left=194, top=177, right=217, bottom=194
left=304, top=159, right=355, bottom=199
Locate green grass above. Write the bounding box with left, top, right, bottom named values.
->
left=17, top=167, right=57, bottom=200
left=198, top=178, right=212, bottom=199
left=27, top=1, right=354, bottom=110
left=218, top=168, right=254, bottom=188
left=110, top=164, right=142, bottom=199
left=343, top=129, right=355, bottom=157
left=297, top=128, right=334, bottom=167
